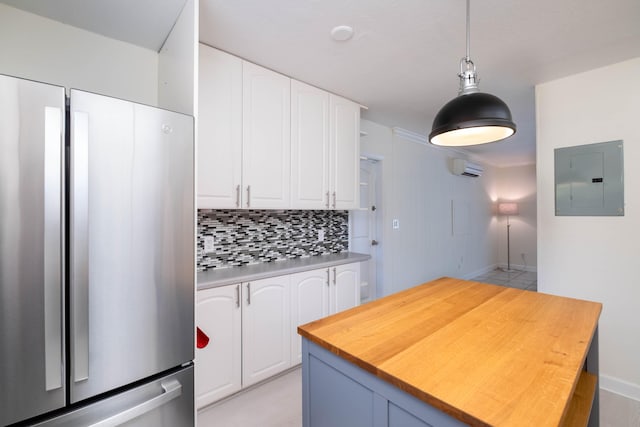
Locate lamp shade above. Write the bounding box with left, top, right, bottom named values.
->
left=498, top=202, right=519, bottom=216
left=429, top=92, right=516, bottom=147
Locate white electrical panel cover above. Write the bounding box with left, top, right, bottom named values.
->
left=554, top=140, right=624, bottom=216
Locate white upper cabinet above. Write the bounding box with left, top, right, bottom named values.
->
left=242, top=62, right=291, bottom=209
left=198, top=45, right=242, bottom=209
left=330, top=94, right=361, bottom=210
left=291, top=83, right=361, bottom=210
left=198, top=45, right=359, bottom=210
left=291, top=80, right=330, bottom=209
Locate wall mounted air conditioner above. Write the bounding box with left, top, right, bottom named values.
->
left=452, top=158, right=483, bottom=177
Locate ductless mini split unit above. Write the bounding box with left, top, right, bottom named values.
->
left=452, top=158, right=483, bottom=177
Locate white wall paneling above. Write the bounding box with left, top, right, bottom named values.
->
left=360, top=119, right=499, bottom=296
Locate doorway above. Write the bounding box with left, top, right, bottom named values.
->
left=350, top=156, right=382, bottom=302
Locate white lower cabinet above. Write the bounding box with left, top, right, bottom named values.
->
left=196, top=262, right=360, bottom=407
left=195, top=284, right=242, bottom=409
left=242, top=276, right=291, bottom=387
left=331, top=263, right=360, bottom=314
left=290, top=269, right=331, bottom=364
left=290, top=263, right=360, bottom=364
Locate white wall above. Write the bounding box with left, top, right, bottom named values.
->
left=158, top=0, right=198, bottom=115
left=495, top=164, right=537, bottom=271
left=361, top=119, right=499, bottom=296
left=536, top=57, right=640, bottom=402
left=0, top=3, right=158, bottom=105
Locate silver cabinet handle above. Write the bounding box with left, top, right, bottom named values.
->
left=89, top=379, right=182, bottom=427
left=246, top=185, right=251, bottom=208
left=71, top=111, right=90, bottom=383
left=332, top=267, right=337, bottom=285
left=246, top=283, right=251, bottom=305
left=235, top=285, right=240, bottom=308
left=332, top=191, right=337, bottom=209
left=44, top=106, right=64, bottom=391
left=326, top=269, right=330, bottom=287
left=325, top=191, right=330, bottom=209
left=235, top=185, right=240, bottom=208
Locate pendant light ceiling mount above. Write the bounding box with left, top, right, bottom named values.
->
left=429, top=0, right=516, bottom=147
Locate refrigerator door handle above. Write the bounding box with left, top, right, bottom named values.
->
left=71, top=111, right=90, bottom=383
left=44, top=106, right=64, bottom=391
left=88, top=379, right=182, bottom=427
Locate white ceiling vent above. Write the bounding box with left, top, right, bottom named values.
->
left=452, top=158, right=483, bottom=177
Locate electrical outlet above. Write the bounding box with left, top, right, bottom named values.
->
left=392, top=219, right=400, bottom=230
left=204, top=235, right=215, bottom=253
left=318, top=229, right=325, bottom=242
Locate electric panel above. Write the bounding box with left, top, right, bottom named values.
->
left=554, top=140, right=624, bottom=216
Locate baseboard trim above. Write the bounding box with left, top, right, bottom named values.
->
left=600, top=374, right=640, bottom=402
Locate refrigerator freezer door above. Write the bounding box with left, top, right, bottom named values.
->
left=69, top=90, right=194, bottom=403
left=33, top=365, right=194, bottom=427
left=0, top=75, right=66, bottom=425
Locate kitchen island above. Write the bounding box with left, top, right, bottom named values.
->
left=298, top=277, right=601, bottom=427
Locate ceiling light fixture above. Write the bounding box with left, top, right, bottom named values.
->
left=331, top=25, right=354, bottom=42
left=429, top=0, right=516, bottom=147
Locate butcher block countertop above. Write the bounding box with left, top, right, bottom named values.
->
left=298, top=277, right=602, bottom=427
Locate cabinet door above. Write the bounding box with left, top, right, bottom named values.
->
left=291, top=80, right=330, bottom=209
left=290, top=269, right=330, bottom=364
left=197, top=44, right=242, bottom=209
left=195, top=285, right=242, bottom=408
left=242, top=61, right=291, bottom=209
left=330, top=263, right=361, bottom=314
left=242, top=276, right=291, bottom=386
left=329, top=94, right=360, bottom=210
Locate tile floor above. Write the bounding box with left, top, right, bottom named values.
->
left=470, top=268, right=538, bottom=291
left=198, top=368, right=302, bottom=427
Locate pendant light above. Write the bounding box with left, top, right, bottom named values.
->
left=429, top=0, right=516, bottom=147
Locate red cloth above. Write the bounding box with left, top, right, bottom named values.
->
left=196, top=327, right=210, bottom=349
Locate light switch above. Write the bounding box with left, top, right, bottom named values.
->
left=392, top=219, right=400, bottom=229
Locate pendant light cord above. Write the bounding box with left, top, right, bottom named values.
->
left=459, top=0, right=478, bottom=94
left=465, top=0, right=470, bottom=62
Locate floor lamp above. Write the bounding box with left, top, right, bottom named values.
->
left=498, top=202, right=519, bottom=272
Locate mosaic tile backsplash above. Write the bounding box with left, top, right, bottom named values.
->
left=197, top=209, right=349, bottom=272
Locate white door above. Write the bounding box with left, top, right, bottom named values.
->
left=329, top=94, right=360, bottom=210
left=242, top=61, right=291, bottom=209
left=195, top=285, right=242, bottom=408
left=290, top=269, right=330, bottom=364
left=291, top=80, right=330, bottom=209
left=242, top=276, right=291, bottom=386
left=350, top=158, right=380, bottom=302
left=197, top=44, right=243, bottom=209
left=330, top=264, right=360, bottom=314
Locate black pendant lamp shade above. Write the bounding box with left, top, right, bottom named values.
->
left=429, top=0, right=516, bottom=147
left=429, top=92, right=516, bottom=147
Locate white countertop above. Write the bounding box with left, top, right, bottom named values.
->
left=197, top=252, right=370, bottom=290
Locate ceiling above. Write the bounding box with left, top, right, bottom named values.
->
left=0, top=0, right=187, bottom=51
left=4, top=0, right=640, bottom=166
left=200, top=0, right=640, bottom=166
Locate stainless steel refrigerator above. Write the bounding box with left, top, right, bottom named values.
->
left=0, top=74, right=194, bottom=426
